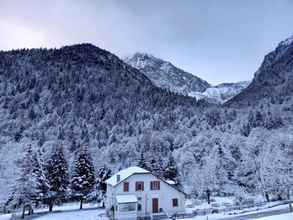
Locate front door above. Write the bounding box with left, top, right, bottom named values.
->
left=152, top=198, right=159, bottom=213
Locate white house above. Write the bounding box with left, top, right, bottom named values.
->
left=105, top=166, right=186, bottom=220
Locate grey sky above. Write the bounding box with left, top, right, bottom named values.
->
left=1, top=0, right=293, bottom=84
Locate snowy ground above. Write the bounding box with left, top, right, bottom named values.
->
left=33, top=202, right=105, bottom=220
left=31, top=202, right=291, bottom=220
left=252, top=212, right=293, bottom=220
left=0, top=203, right=104, bottom=220
left=34, top=208, right=104, bottom=220
left=34, top=202, right=99, bottom=213
left=1, top=198, right=292, bottom=220
left=0, top=214, right=11, bottom=220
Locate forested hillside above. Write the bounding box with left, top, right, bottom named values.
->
left=0, top=44, right=201, bottom=204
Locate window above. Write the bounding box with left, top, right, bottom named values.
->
left=136, top=181, right=144, bottom=191
left=172, top=198, right=178, bottom=207
left=118, top=203, right=136, bottom=212
left=150, top=181, right=160, bottom=190
left=123, top=182, right=129, bottom=192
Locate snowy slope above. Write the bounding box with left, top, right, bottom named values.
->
left=124, top=53, right=210, bottom=95
left=190, top=81, right=250, bottom=104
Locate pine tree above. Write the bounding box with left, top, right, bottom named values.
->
left=31, top=150, right=50, bottom=205
left=45, top=145, right=69, bottom=212
left=71, top=145, right=96, bottom=209
left=137, top=152, right=148, bottom=170
left=13, top=144, right=36, bottom=218
left=163, top=155, right=178, bottom=182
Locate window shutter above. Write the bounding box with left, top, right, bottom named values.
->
left=124, top=182, right=129, bottom=192
left=135, top=182, right=138, bottom=191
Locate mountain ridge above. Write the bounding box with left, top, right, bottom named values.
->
left=226, top=35, right=293, bottom=107
left=125, top=52, right=250, bottom=104
left=124, top=52, right=210, bottom=95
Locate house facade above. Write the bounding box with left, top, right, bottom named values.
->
left=105, top=166, right=185, bottom=220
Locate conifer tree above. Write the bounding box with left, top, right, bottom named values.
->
left=14, top=144, right=36, bottom=218
left=137, top=152, right=148, bottom=170
left=31, top=150, right=50, bottom=205
left=71, top=145, right=96, bottom=209
left=45, top=145, right=69, bottom=212
left=163, top=155, right=178, bottom=182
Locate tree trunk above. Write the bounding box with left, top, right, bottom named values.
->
left=49, top=200, right=53, bottom=212
left=207, top=190, right=211, bottom=204
left=288, top=188, right=292, bottom=212
left=21, top=205, right=26, bottom=219
left=80, top=197, right=83, bottom=210
left=265, top=192, right=270, bottom=202
left=29, top=205, right=34, bottom=215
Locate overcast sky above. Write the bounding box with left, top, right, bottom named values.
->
left=1, top=0, right=293, bottom=84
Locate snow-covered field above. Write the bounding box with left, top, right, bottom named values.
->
left=0, top=203, right=104, bottom=220
left=34, top=209, right=104, bottom=220
left=253, top=212, right=293, bottom=220
left=34, top=202, right=100, bottom=213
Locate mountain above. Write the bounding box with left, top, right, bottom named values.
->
left=0, top=44, right=201, bottom=203
left=125, top=53, right=249, bottom=104
left=226, top=35, right=293, bottom=107
left=191, top=81, right=250, bottom=104
left=124, top=53, right=210, bottom=95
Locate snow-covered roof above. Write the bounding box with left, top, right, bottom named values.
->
left=106, top=166, right=150, bottom=186
left=166, top=180, right=176, bottom=185
left=116, top=195, right=138, bottom=203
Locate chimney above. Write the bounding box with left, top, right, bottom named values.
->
left=116, top=174, right=121, bottom=183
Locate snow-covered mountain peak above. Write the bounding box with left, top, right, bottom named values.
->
left=125, top=52, right=158, bottom=69
left=279, top=35, right=293, bottom=47
left=124, top=53, right=210, bottom=95
left=125, top=53, right=250, bottom=104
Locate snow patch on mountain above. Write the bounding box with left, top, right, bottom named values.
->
left=191, top=81, right=250, bottom=104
